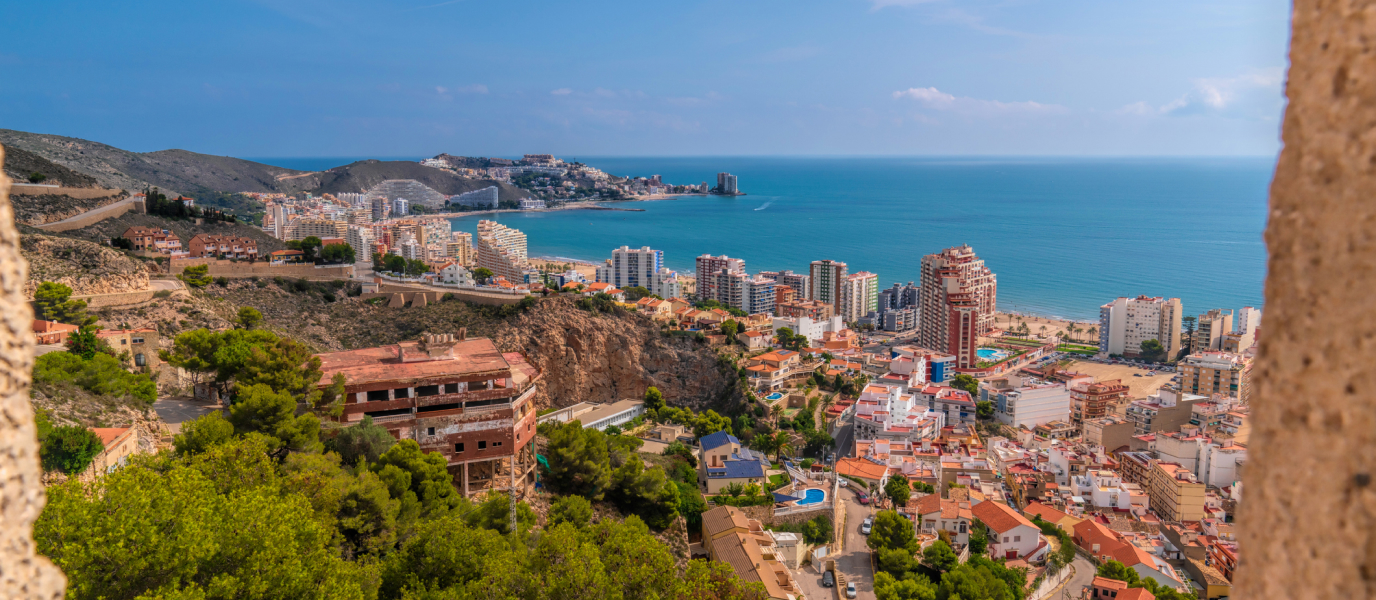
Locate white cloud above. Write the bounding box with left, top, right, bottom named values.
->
left=550, top=88, right=572, bottom=95
left=892, top=87, right=1065, bottom=114
left=435, top=84, right=486, bottom=100
left=1118, top=68, right=1284, bottom=116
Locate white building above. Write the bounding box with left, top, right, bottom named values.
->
left=400, top=240, right=424, bottom=261
left=1155, top=429, right=1247, bottom=489
left=971, top=500, right=1048, bottom=561
left=595, top=246, right=682, bottom=299
left=519, top=199, right=546, bottom=210
left=840, top=271, right=879, bottom=323
left=452, top=186, right=499, bottom=209
left=439, top=262, right=475, bottom=286
left=366, top=179, right=446, bottom=210
left=979, top=375, right=1071, bottom=429
left=770, top=315, right=845, bottom=345
left=536, top=399, right=645, bottom=431
left=1098, top=296, right=1183, bottom=358
left=1068, top=469, right=1149, bottom=515
left=853, top=383, right=946, bottom=442
left=345, top=225, right=374, bottom=264
left=392, top=197, right=410, bottom=217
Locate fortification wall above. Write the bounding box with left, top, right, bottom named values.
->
left=170, top=257, right=354, bottom=280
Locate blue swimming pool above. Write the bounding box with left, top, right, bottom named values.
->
left=795, top=488, right=827, bottom=506
left=977, top=348, right=1009, bottom=361
left=766, top=392, right=784, bottom=400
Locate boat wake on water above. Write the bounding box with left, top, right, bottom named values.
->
left=754, top=201, right=772, bottom=211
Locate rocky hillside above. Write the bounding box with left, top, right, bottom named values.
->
left=64, top=212, right=288, bottom=255
left=2, top=145, right=101, bottom=187
left=21, top=233, right=151, bottom=298
left=10, top=191, right=127, bottom=226
left=95, top=281, right=744, bottom=413
left=1, top=130, right=529, bottom=201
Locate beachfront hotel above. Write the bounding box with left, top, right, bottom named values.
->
left=917, top=245, right=997, bottom=369
left=476, top=220, right=539, bottom=284
left=1097, top=295, right=1184, bottom=358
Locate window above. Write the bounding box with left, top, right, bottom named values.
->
left=445, top=383, right=461, bottom=394
left=494, top=441, right=502, bottom=447
left=134, top=353, right=146, bottom=367
left=132, top=337, right=145, bottom=344
left=455, top=443, right=464, bottom=453
left=1003, top=536, right=1009, bottom=543
left=427, top=427, right=435, bottom=436
left=415, top=385, right=441, bottom=397
left=478, top=440, right=487, bottom=449
left=366, top=390, right=390, bottom=402
left=1014, top=536, right=1021, bottom=542
left=120, top=339, right=128, bottom=345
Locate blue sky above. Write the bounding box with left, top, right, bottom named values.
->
left=1, top=0, right=1290, bottom=157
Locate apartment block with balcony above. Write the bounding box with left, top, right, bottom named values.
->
left=314, top=332, right=542, bottom=497
left=1193, top=309, right=1234, bottom=352
left=1125, top=388, right=1209, bottom=435
left=1179, top=352, right=1251, bottom=401
left=476, top=220, right=539, bottom=284
left=1070, top=378, right=1129, bottom=425
left=1147, top=461, right=1206, bottom=522
left=186, top=233, right=258, bottom=259
left=1097, top=296, right=1183, bottom=358
left=918, top=245, right=996, bottom=369
left=980, top=375, right=1071, bottom=429
left=123, top=226, right=183, bottom=255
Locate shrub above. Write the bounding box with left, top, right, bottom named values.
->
left=34, top=352, right=157, bottom=405
left=153, top=290, right=172, bottom=299
left=180, top=264, right=213, bottom=288
left=40, top=426, right=104, bottom=474
left=214, top=277, right=229, bottom=287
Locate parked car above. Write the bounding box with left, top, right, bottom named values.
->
left=862, top=516, right=874, bottom=535
left=856, top=491, right=869, bottom=505
left=822, top=571, right=835, bottom=588
left=846, top=582, right=858, bottom=598
left=839, top=478, right=849, bottom=487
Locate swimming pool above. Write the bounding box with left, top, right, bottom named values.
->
left=977, top=348, right=1009, bottom=361
left=795, top=488, right=827, bottom=506
left=766, top=392, right=784, bottom=400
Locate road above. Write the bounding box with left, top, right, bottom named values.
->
left=33, top=196, right=134, bottom=230
left=792, top=485, right=876, bottom=600
left=153, top=398, right=220, bottom=432
left=1058, top=556, right=1095, bottom=599
left=150, top=279, right=183, bottom=291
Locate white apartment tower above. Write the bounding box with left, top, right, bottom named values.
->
left=476, top=220, right=537, bottom=283
left=345, top=225, right=374, bottom=264
left=840, top=271, right=879, bottom=323
left=1098, top=296, right=1184, bottom=358
left=597, top=246, right=683, bottom=299
left=695, top=254, right=746, bottom=303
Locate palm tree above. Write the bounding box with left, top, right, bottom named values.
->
left=751, top=431, right=781, bottom=459
left=1039, top=325, right=1048, bottom=338
left=1088, top=326, right=1098, bottom=343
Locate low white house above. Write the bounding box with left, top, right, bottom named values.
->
left=439, top=262, right=475, bottom=286
left=971, top=500, right=1049, bottom=561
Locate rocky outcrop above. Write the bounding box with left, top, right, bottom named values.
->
left=491, top=298, right=740, bottom=412
left=11, top=191, right=125, bottom=226
left=21, top=234, right=150, bottom=298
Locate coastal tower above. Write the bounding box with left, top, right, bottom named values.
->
left=918, top=245, right=997, bottom=369
left=476, top=220, right=538, bottom=284
left=809, top=259, right=848, bottom=309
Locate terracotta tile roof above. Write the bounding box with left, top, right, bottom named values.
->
left=91, top=427, right=131, bottom=447
left=970, top=498, right=1036, bottom=534
left=1092, top=577, right=1130, bottom=591
left=1023, top=501, right=1070, bottom=524
left=836, top=457, right=887, bottom=481
left=702, top=506, right=752, bottom=538
left=1117, top=588, right=1155, bottom=600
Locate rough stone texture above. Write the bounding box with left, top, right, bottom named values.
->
left=0, top=146, right=67, bottom=597
left=21, top=233, right=150, bottom=298
left=1234, top=3, right=1376, bottom=598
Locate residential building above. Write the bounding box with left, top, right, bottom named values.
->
left=1068, top=469, right=1149, bottom=514
left=915, top=494, right=973, bottom=547
left=1146, top=461, right=1206, bottom=522
left=85, top=427, right=140, bottom=478
left=186, top=234, right=258, bottom=259
left=1070, top=378, right=1129, bottom=424
left=697, top=431, right=770, bottom=494
left=446, top=232, right=474, bottom=266
left=1125, top=389, right=1209, bottom=435
left=918, top=245, right=997, bottom=369
left=289, top=218, right=347, bottom=241
left=1206, top=539, right=1239, bottom=583
left=370, top=196, right=390, bottom=222
left=476, top=220, right=539, bottom=284
left=1155, top=429, right=1247, bottom=489
left=366, top=179, right=447, bottom=210
left=1074, top=520, right=1186, bottom=590
left=770, top=315, right=846, bottom=345
left=1193, top=309, right=1234, bottom=352
left=1231, top=306, right=1261, bottom=351
left=596, top=246, right=681, bottom=299
left=853, top=384, right=947, bottom=442
left=744, top=349, right=803, bottom=391
left=32, top=319, right=78, bottom=345
left=122, top=226, right=182, bottom=254
left=840, top=271, right=879, bottom=323
left=711, top=272, right=776, bottom=315
left=518, top=199, right=546, bottom=209
left=535, top=399, right=646, bottom=431
left=345, top=226, right=374, bottom=264
left=438, top=262, right=474, bottom=286
left=1097, top=296, right=1183, bottom=358
left=700, top=506, right=803, bottom=600
left=809, top=259, right=848, bottom=308
left=392, top=198, right=409, bottom=217
left=759, top=270, right=810, bottom=301
left=695, top=254, right=745, bottom=303
left=776, top=299, right=833, bottom=320
left=979, top=375, right=1071, bottom=429
left=96, top=328, right=161, bottom=371
left=1179, top=352, right=1251, bottom=401
left=313, top=333, right=542, bottom=496
left=1084, top=415, right=1137, bottom=453
left=971, top=500, right=1048, bottom=561
left=715, top=172, right=738, bottom=194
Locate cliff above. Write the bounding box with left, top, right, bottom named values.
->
left=20, top=233, right=150, bottom=298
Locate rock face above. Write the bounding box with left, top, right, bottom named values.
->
left=21, top=234, right=150, bottom=298
left=0, top=145, right=69, bottom=598
left=11, top=192, right=126, bottom=226
left=491, top=298, right=740, bottom=412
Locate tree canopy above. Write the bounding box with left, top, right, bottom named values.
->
left=40, top=426, right=104, bottom=474
left=34, top=281, right=95, bottom=326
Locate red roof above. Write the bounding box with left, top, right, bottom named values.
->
left=970, top=499, right=1036, bottom=534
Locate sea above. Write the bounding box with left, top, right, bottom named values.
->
left=248, top=156, right=1273, bottom=322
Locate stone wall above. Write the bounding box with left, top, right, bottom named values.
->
left=170, top=257, right=354, bottom=280
left=32, top=198, right=135, bottom=232
left=72, top=289, right=158, bottom=308
left=0, top=146, right=69, bottom=598
left=1233, top=3, right=1376, bottom=598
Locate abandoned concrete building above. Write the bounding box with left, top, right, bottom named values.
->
left=314, top=331, right=542, bottom=496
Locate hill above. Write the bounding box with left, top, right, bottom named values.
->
left=1, top=145, right=102, bottom=188
left=0, top=130, right=529, bottom=201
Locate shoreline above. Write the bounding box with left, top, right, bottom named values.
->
left=426, top=193, right=708, bottom=220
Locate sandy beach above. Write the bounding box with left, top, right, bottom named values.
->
left=991, top=311, right=1099, bottom=345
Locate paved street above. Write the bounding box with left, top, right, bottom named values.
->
left=153, top=397, right=220, bottom=432
left=792, top=485, right=876, bottom=600
left=1058, top=556, right=1095, bottom=600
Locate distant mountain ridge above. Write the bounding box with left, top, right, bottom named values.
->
left=0, top=129, right=528, bottom=201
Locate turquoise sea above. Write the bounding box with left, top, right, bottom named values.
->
left=253, top=156, right=1273, bottom=321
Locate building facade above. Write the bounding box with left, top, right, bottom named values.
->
left=918, top=245, right=997, bottom=369
left=759, top=270, right=810, bottom=301
left=1097, top=296, right=1183, bottom=358
left=809, top=259, right=848, bottom=308
left=980, top=375, right=1071, bottom=429
left=840, top=271, right=878, bottom=323
left=476, top=220, right=538, bottom=284
left=186, top=234, right=258, bottom=259
left=1179, top=352, right=1251, bottom=401
left=695, top=254, right=745, bottom=303
left=1193, top=309, right=1235, bottom=352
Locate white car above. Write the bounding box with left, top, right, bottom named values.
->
left=846, top=582, right=857, bottom=598
left=861, top=516, right=874, bottom=535
left=839, top=478, right=849, bottom=487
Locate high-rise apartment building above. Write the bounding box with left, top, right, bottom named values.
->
left=918, top=245, right=997, bottom=368
left=695, top=254, right=745, bottom=303
left=392, top=198, right=410, bottom=217
left=809, top=259, right=848, bottom=308
left=345, top=225, right=374, bottom=264
left=476, top=220, right=538, bottom=283
left=759, top=270, right=811, bottom=301
left=716, top=172, right=738, bottom=194
left=370, top=197, right=390, bottom=222
left=596, top=246, right=682, bottom=299
left=270, top=203, right=290, bottom=240
left=1179, top=351, right=1251, bottom=401
left=289, top=218, right=347, bottom=241
left=1097, top=296, right=1184, bottom=358
left=1193, top=309, right=1235, bottom=352
left=1231, top=306, right=1261, bottom=352
left=709, top=271, right=776, bottom=315
left=839, top=271, right=878, bottom=323
left=447, top=232, right=474, bottom=266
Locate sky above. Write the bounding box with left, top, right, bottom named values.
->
left=0, top=0, right=1291, bottom=157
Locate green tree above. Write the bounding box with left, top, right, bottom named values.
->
left=548, top=494, right=595, bottom=529
left=328, top=415, right=397, bottom=466
left=968, top=519, right=988, bottom=555
left=473, top=266, right=494, bottom=282
left=1096, top=560, right=1141, bottom=585
left=608, top=458, right=681, bottom=529
left=544, top=421, right=613, bottom=500
left=372, top=439, right=465, bottom=517
left=693, top=409, right=732, bottom=438
left=877, top=547, right=923, bottom=579
left=874, top=571, right=938, bottom=600
left=1140, top=338, right=1166, bottom=362
left=319, top=242, right=355, bottom=264
left=936, top=559, right=1022, bottom=600
left=34, top=281, right=96, bottom=326
left=173, top=411, right=235, bottom=456
left=751, top=430, right=791, bottom=463
left=466, top=491, right=537, bottom=535
left=28, top=171, right=47, bottom=183
left=923, top=539, right=959, bottom=572
left=886, top=476, right=913, bottom=507
left=40, top=426, right=104, bottom=474
left=383, top=253, right=407, bottom=274
left=644, top=385, right=665, bottom=411
left=229, top=383, right=323, bottom=455
left=180, top=264, right=213, bottom=288
left=868, top=510, right=919, bottom=553
left=803, top=428, right=834, bottom=455
left=237, top=306, right=264, bottom=329
left=721, top=319, right=739, bottom=340
left=976, top=400, right=995, bottom=420
left=950, top=373, right=980, bottom=395
left=378, top=511, right=512, bottom=598
left=62, top=326, right=106, bottom=360
left=299, top=236, right=324, bottom=261
left=34, top=351, right=156, bottom=404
